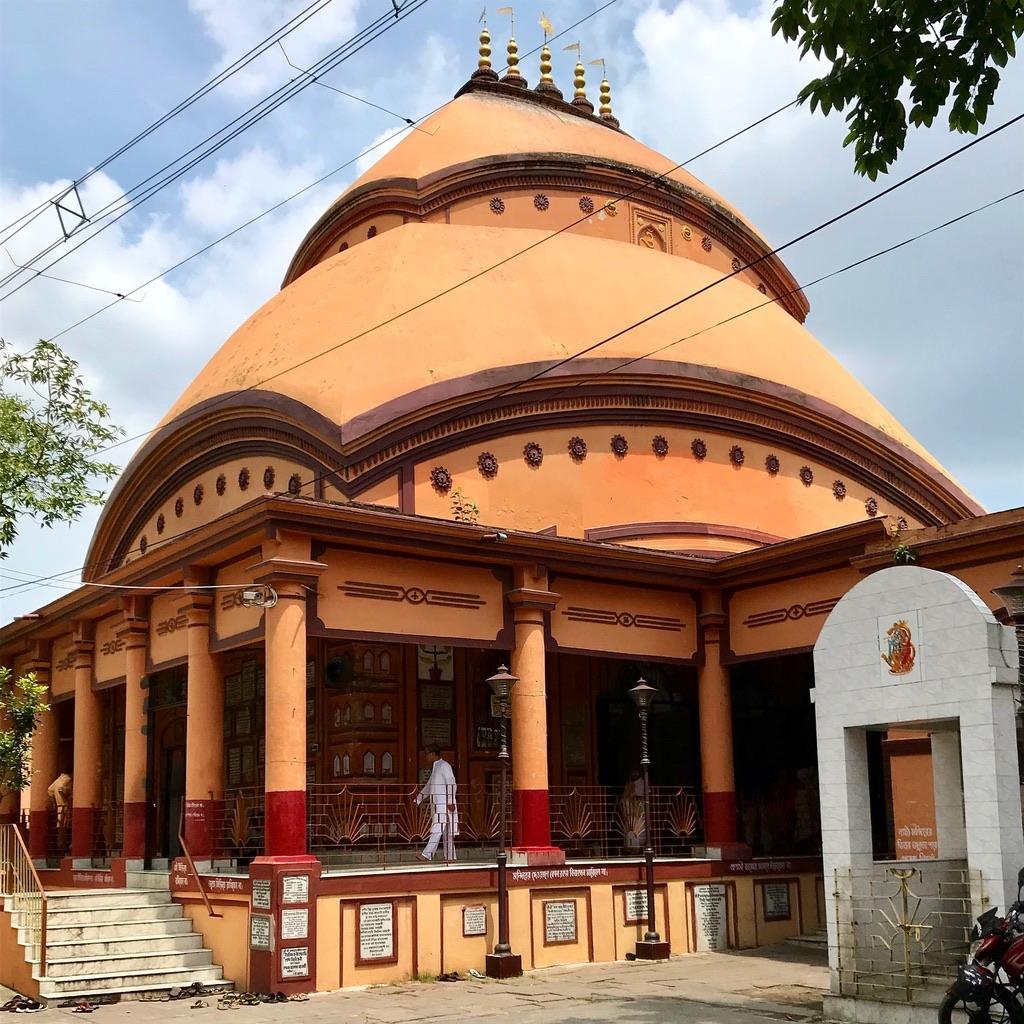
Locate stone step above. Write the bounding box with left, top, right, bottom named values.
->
left=30, top=902, right=185, bottom=926
left=787, top=930, right=828, bottom=949
left=44, top=890, right=173, bottom=911
left=20, top=915, right=194, bottom=945
left=124, top=871, right=171, bottom=891
left=38, top=964, right=225, bottom=998
left=42, top=948, right=214, bottom=979
left=41, top=932, right=204, bottom=960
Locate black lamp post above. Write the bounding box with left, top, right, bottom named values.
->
left=485, top=665, right=522, bottom=978
left=629, top=678, right=670, bottom=961
left=993, top=564, right=1024, bottom=718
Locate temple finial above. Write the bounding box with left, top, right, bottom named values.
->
left=472, top=9, right=499, bottom=81
left=535, top=13, right=562, bottom=98
left=497, top=6, right=526, bottom=88
left=591, top=58, right=619, bottom=127
left=565, top=42, right=593, bottom=114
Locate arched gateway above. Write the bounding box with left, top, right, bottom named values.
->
left=2, top=33, right=1020, bottom=998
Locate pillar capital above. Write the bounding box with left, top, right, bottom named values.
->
left=24, top=637, right=52, bottom=680
left=506, top=587, right=561, bottom=615
left=249, top=557, right=327, bottom=595
left=71, top=621, right=94, bottom=669
left=118, top=595, right=149, bottom=647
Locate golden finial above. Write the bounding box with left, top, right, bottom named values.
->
left=535, top=13, right=561, bottom=97
left=564, top=43, right=593, bottom=113
left=497, top=6, right=526, bottom=87
left=590, top=58, right=619, bottom=127
left=472, top=8, right=499, bottom=81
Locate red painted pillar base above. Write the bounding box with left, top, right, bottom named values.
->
left=122, top=801, right=147, bottom=860
left=71, top=806, right=97, bottom=860
left=28, top=810, right=48, bottom=859
left=702, top=791, right=751, bottom=859
left=184, top=798, right=223, bottom=860
left=511, top=789, right=564, bottom=865
left=265, top=791, right=306, bottom=858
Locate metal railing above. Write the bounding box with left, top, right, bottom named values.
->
left=210, top=786, right=265, bottom=864
left=307, top=782, right=513, bottom=868
left=177, top=806, right=221, bottom=919
left=0, top=823, right=48, bottom=975
left=549, top=785, right=703, bottom=859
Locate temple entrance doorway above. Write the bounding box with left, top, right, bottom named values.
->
left=145, top=665, right=187, bottom=865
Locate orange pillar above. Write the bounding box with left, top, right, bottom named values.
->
left=508, top=565, right=561, bottom=858
left=0, top=671, right=15, bottom=827
left=25, top=642, right=57, bottom=860
left=184, top=575, right=223, bottom=861
left=70, top=621, right=101, bottom=862
left=697, top=592, right=744, bottom=851
left=120, top=597, right=149, bottom=862
left=254, top=540, right=326, bottom=858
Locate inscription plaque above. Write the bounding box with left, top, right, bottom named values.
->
left=358, top=901, right=396, bottom=963
left=281, top=908, right=308, bottom=940
left=543, top=900, right=577, bottom=945
left=624, top=889, right=648, bottom=924
left=249, top=914, right=271, bottom=950
left=252, top=878, right=271, bottom=910
left=462, top=904, right=487, bottom=937
left=693, top=884, right=728, bottom=951
left=281, top=874, right=309, bottom=904
left=420, top=716, right=451, bottom=748
left=762, top=882, right=792, bottom=921
left=280, top=946, right=309, bottom=978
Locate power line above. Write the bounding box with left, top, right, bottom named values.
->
left=0, top=0, right=340, bottom=245
left=0, top=0, right=432, bottom=297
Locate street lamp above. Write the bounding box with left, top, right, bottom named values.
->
left=485, top=665, right=522, bottom=978
left=629, top=678, right=670, bottom=961
left=993, top=564, right=1024, bottom=717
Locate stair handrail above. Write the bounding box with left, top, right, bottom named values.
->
left=177, top=806, right=222, bottom=919
left=0, top=822, right=48, bottom=976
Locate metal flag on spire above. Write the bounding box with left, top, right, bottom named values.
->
left=589, top=57, right=606, bottom=78
left=563, top=41, right=581, bottom=55
left=538, top=12, right=554, bottom=38
left=496, top=5, right=514, bottom=35
left=479, top=6, right=487, bottom=24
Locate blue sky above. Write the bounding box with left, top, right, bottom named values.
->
left=1, top=0, right=1022, bottom=619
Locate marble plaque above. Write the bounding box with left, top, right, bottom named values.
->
left=624, top=889, right=648, bottom=924
left=280, top=946, right=308, bottom=978
left=252, top=878, right=271, bottom=910
left=462, top=904, right=487, bottom=937
left=693, top=884, right=728, bottom=951
left=281, top=908, right=308, bottom=940
left=421, top=716, right=451, bottom=748
left=420, top=684, right=454, bottom=711
left=249, top=914, right=271, bottom=950
left=281, top=874, right=309, bottom=904
left=359, top=901, right=395, bottom=962
left=543, top=900, right=577, bottom=945
left=762, top=882, right=791, bottom=921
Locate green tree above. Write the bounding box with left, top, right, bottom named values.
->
left=0, top=337, right=121, bottom=554
left=0, top=668, right=49, bottom=799
left=771, top=0, right=1024, bottom=177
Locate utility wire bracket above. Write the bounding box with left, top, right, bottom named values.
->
left=51, top=183, right=89, bottom=239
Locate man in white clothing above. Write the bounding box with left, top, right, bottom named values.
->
left=415, top=744, right=458, bottom=862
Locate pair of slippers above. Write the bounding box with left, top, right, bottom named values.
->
left=437, top=972, right=463, bottom=983
left=1, top=999, right=43, bottom=1014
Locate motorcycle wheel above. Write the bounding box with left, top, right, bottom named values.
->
left=937, top=986, right=1024, bottom=1024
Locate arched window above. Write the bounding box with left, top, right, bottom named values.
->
left=380, top=651, right=391, bottom=674
left=344, top=704, right=351, bottom=724
left=363, top=702, right=375, bottom=721
left=363, top=751, right=376, bottom=775
left=332, top=754, right=341, bottom=777
left=333, top=706, right=342, bottom=728
left=382, top=752, right=394, bottom=775
left=342, top=754, right=351, bottom=775
left=381, top=702, right=392, bottom=724
left=362, top=650, right=374, bottom=673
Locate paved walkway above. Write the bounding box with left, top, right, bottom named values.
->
left=5, top=942, right=829, bottom=1023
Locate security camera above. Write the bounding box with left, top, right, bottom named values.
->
left=481, top=531, right=508, bottom=542
left=240, top=586, right=278, bottom=609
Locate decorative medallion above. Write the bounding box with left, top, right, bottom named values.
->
left=833, top=479, right=847, bottom=500
left=366, top=225, right=377, bottom=238
left=765, top=453, right=781, bottom=475
left=430, top=466, right=453, bottom=493
left=897, top=516, right=909, bottom=530
left=865, top=497, right=879, bottom=517
left=568, top=436, right=587, bottom=462
left=682, top=226, right=692, bottom=241
left=691, top=438, right=708, bottom=460
left=637, top=224, right=665, bottom=251
left=156, top=513, right=165, bottom=535
left=139, top=535, right=148, bottom=555
left=799, top=465, right=814, bottom=486
left=701, top=235, right=713, bottom=253
left=606, top=201, right=618, bottom=216
left=193, top=483, right=204, bottom=506
left=523, top=441, right=544, bottom=467
left=758, top=283, right=767, bottom=295
left=339, top=242, right=349, bottom=252
left=579, top=195, right=594, bottom=214
left=533, top=193, right=550, bottom=211
left=263, top=466, right=275, bottom=489
left=215, top=473, right=226, bottom=496
left=174, top=497, right=184, bottom=518
left=238, top=467, right=250, bottom=491
left=477, top=451, right=499, bottom=479
left=881, top=619, right=916, bottom=675
left=610, top=433, right=628, bottom=457
left=731, top=257, right=742, bottom=272
left=489, top=196, right=506, bottom=215
left=652, top=435, right=669, bottom=457
left=288, top=473, right=302, bottom=495
left=729, top=444, right=745, bottom=466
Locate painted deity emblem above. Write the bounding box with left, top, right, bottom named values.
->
left=881, top=619, right=916, bottom=675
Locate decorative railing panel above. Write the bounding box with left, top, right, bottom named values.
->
left=0, top=824, right=48, bottom=975
left=210, top=786, right=265, bottom=864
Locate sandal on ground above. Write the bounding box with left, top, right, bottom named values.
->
left=190, top=1001, right=208, bottom=1009
left=287, top=994, right=309, bottom=1002
left=467, top=969, right=486, bottom=980
left=71, top=1003, right=96, bottom=1014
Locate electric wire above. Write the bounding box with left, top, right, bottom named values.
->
left=0, top=0, right=432, bottom=296
left=0, top=0, right=340, bottom=244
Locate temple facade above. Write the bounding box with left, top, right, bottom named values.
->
left=1, top=34, right=1021, bottom=996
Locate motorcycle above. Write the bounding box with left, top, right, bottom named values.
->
left=938, top=867, right=1024, bottom=1023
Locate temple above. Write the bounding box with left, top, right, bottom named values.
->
left=1, top=30, right=1021, bottom=998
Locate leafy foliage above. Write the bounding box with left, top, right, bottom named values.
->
left=0, top=338, right=121, bottom=555
left=450, top=487, right=481, bottom=525
left=0, top=667, right=50, bottom=797
left=771, top=0, right=1024, bottom=177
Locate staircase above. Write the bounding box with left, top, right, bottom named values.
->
left=5, top=889, right=230, bottom=1002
